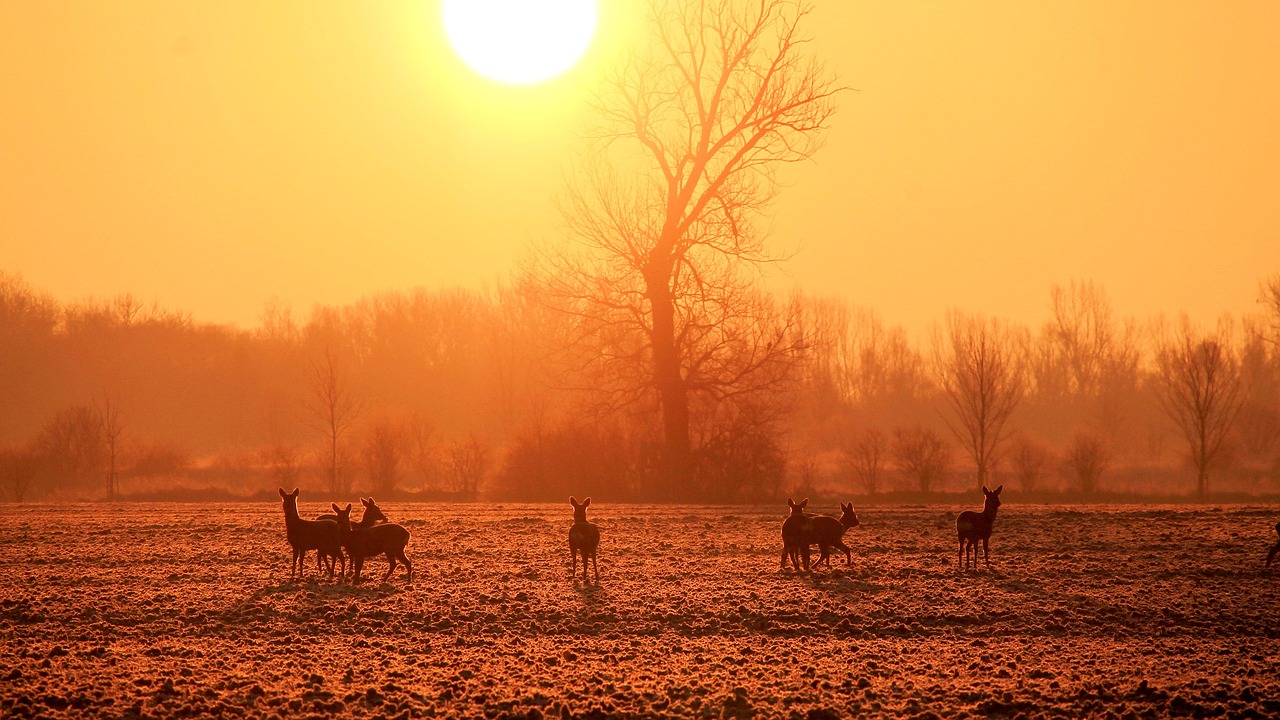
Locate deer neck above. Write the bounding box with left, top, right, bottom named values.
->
left=982, top=503, right=999, bottom=522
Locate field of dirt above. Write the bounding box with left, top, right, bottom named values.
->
left=2, top=500, right=1279, bottom=719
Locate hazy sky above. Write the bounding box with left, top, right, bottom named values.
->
left=2, top=1, right=1277, bottom=336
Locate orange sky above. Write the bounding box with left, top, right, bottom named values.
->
left=2, top=1, right=1277, bottom=336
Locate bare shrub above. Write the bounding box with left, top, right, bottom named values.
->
left=1064, top=433, right=1110, bottom=495
left=845, top=426, right=887, bottom=495
left=1009, top=434, right=1054, bottom=493
left=892, top=426, right=952, bottom=494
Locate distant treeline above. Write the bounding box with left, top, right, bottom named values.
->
left=1, top=271, right=1278, bottom=502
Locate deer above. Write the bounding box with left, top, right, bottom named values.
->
left=956, top=484, right=1003, bottom=571
left=278, top=487, right=344, bottom=580
left=780, top=497, right=812, bottom=571
left=315, top=497, right=389, bottom=576
left=316, top=496, right=388, bottom=526
left=1266, top=522, right=1280, bottom=568
left=811, top=502, right=861, bottom=568
left=331, top=502, right=412, bottom=584
left=568, top=496, right=600, bottom=583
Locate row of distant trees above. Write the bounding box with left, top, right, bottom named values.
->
left=2, top=269, right=1278, bottom=502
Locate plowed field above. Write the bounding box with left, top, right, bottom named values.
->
left=3, top=501, right=1278, bottom=719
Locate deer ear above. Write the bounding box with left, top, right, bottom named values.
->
left=800, top=498, right=809, bottom=509
left=994, top=485, right=1004, bottom=494
left=788, top=498, right=796, bottom=509
left=278, top=488, right=287, bottom=499
left=344, top=503, right=353, bottom=512
left=290, top=488, right=300, bottom=497
left=361, top=497, right=371, bottom=507
left=583, top=497, right=591, bottom=507
left=331, top=503, right=341, bottom=513
left=982, top=485, right=990, bottom=494
left=570, top=496, right=579, bottom=507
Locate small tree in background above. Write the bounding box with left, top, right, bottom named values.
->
left=260, top=442, right=303, bottom=489
left=845, top=426, right=887, bottom=495
left=892, top=425, right=952, bottom=494
left=1008, top=434, right=1054, bottom=494
left=1154, top=317, right=1245, bottom=497
left=2, top=444, right=41, bottom=502
left=361, top=418, right=407, bottom=496
left=309, top=347, right=361, bottom=495
left=933, top=312, right=1025, bottom=491
left=1064, top=433, right=1110, bottom=495
left=97, top=394, right=124, bottom=500
left=37, top=405, right=104, bottom=494
left=447, top=435, right=488, bottom=498
left=1260, top=275, right=1280, bottom=347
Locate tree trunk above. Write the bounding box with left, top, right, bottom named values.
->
left=648, top=277, right=692, bottom=500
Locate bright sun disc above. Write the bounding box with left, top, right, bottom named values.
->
left=443, top=0, right=597, bottom=85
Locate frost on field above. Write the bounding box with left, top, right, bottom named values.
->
left=1, top=503, right=1278, bottom=718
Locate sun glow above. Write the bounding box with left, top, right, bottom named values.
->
left=443, top=0, right=598, bottom=85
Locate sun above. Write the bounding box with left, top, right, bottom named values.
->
left=443, top=0, right=598, bottom=85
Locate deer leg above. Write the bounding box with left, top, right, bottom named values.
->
left=837, top=541, right=851, bottom=565
left=982, top=538, right=991, bottom=568
left=801, top=545, right=811, bottom=573
left=399, top=550, right=413, bottom=582
left=383, top=552, right=397, bottom=582
left=591, top=552, right=599, bottom=582
left=1268, top=543, right=1280, bottom=568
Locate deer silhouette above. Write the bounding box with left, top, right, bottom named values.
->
left=568, top=496, right=600, bottom=583
left=780, top=497, right=811, bottom=571
left=331, top=502, right=412, bottom=584
left=812, top=502, right=861, bottom=568
left=956, top=484, right=1002, bottom=570
left=278, top=487, right=343, bottom=580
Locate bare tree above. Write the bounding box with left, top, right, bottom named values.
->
left=2, top=444, right=40, bottom=502
left=406, top=416, right=442, bottom=493
left=260, top=441, right=303, bottom=488
left=361, top=418, right=407, bottom=496
left=933, top=312, right=1025, bottom=491
left=1063, top=433, right=1110, bottom=495
left=1154, top=316, right=1245, bottom=497
left=545, top=0, right=841, bottom=497
left=891, top=425, right=952, bottom=494
left=96, top=394, right=124, bottom=500
left=1008, top=434, right=1053, bottom=494
left=845, top=426, right=887, bottom=495
left=37, top=405, right=104, bottom=493
left=309, top=347, right=361, bottom=495
left=1260, top=274, right=1280, bottom=347
left=447, top=435, right=489, bottom=498
left=1043, top=281, right=1141, bottom=443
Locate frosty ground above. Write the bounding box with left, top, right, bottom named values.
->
left=2, top=501, right=1278, bottom=719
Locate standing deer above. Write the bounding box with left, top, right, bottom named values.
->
left=568, top=496, right=600, bottom=583
left=278, top=487, right=344, bottom=580
left=331, top=503, right=413, bottom=584
left=1266, top=522, right=1280, bottom=568
left=812, top=502, right=861, bottom=568
left=781, top=497, right=812, bottom=571
left=315, top=497, right=389, bottom=577
left=316, top=496, right=388, bottom=526
left=956, top=484, right=1003, bottom=570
